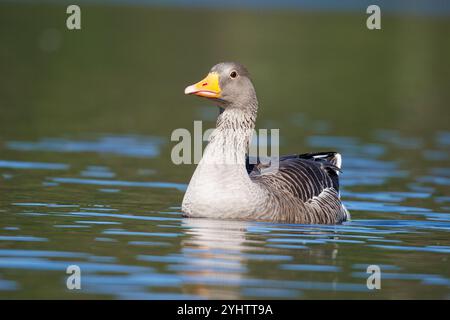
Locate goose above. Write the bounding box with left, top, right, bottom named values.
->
left=182, top=62, right=349, bottom=224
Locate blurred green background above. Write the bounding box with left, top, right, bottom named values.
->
left=1, top=2, right=449, bottom=142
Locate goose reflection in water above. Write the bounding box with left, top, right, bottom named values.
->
left=178, top=219, right=254, bottom=299
left=178, top=219, right=343, bottom=299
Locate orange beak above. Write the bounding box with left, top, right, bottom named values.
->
left=184, top=72, right=221, bottom=98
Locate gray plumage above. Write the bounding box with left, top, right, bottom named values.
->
left=182, top=62, right=349, bottom=224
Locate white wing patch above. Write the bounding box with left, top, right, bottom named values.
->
left=334, top=153, right=342, bottom=170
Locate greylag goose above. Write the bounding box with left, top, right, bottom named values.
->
left=182, top=62, right=349, bottom=224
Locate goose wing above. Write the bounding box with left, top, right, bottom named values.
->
left=248, top=152, right=342, bottom=202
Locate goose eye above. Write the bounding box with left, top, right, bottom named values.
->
left=230, top=71, right=237, bottom=79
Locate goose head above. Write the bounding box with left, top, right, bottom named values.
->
left=184, top=62, right=258, bottom=111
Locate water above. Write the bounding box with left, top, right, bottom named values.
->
left=3, top=131, right=448, bottom=299
left=0, top=3, right=449, bottom=299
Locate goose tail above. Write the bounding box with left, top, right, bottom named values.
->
left=298, top=151, right=342, bottom=173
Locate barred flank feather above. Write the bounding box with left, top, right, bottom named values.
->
left=249, top=152, right=347, bottom=224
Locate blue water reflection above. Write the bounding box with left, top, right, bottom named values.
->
left=0, top=126, right=449, bottom=298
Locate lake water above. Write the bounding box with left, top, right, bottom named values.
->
left=0, top=3, right=449, bottom=299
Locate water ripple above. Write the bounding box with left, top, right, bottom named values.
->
left=7, top=135, right=164, bottom=158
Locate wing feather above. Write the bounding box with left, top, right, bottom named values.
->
left=249, top=152, right=342, bottom=202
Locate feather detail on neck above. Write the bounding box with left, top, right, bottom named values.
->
left=202, top=107, right=257, bottom=166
